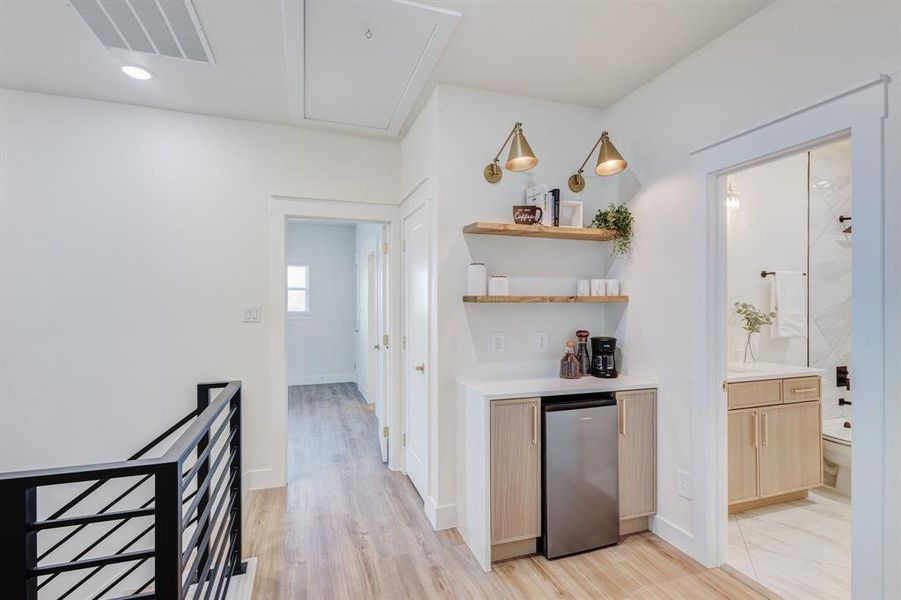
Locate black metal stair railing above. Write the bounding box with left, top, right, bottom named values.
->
left=0, top=381, right=246, bottom=600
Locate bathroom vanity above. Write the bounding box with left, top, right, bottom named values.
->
left=457, top=376, right=657, bottom=571
left=726, top=362, right=825, bottom=512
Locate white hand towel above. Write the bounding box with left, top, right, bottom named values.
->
left=770, top=271, right=806, bottom=338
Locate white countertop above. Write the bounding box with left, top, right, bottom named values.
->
left=726, top=361, right=827, bottom=383
left=458, top=375, right=656, bottom=401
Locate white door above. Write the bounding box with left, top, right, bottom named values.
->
left=403, top=203, right=429, bottom=498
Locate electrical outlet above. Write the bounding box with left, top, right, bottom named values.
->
left=536, top=331, right=549, bottom=352
left=242, top=305, right=262, bottom=323
left=490, top=332, right=505, bottom=354
left=677, top=470, right=692, bottom=499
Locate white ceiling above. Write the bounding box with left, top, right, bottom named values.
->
left=0, top=0, right=771, bottom=136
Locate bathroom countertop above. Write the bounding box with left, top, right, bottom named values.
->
left=458, top=375, right=656, bottom=401
left=726, top=361, right=827, bottom=383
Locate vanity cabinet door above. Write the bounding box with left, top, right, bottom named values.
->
left=617, top=389, right=657, bottom=520
left=758, top=402, right=823, bottom=497
left=728, top=409, right=760, bottom=504
left=490, top=398, right=541, bottom=544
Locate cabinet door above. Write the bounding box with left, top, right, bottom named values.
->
left=728, top=409, right=760, bottom=504
left=758, top=402, right=822, bottom=497
left=617, top=389, right=657, bottom=519
left=490, top=398, right=541, bottom=543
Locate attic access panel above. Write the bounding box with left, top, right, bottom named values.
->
left=296, top=0, right=459, bottom=135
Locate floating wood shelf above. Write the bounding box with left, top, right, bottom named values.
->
left=463, top=295, right=629, bottom=304
left=463, top=222, right=616, bottom=241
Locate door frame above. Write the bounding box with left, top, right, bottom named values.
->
left=399, top=178, right=443, bottom=527
left=689, top=75, right=893, bottom=598
left=269, top=195, right=405, bottom=484
left=367, top=250, right=379, bottom=405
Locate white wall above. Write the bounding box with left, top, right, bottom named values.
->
left=0, top=90, right=399, bottom=492
left=285, top=221, right=356, bottom=385
left=354, top=222, right=384, bottom=401
left=601, top=0, right=899, bottom=559
left=726, top=153, right=808, bottom=365
left=402, top=84, right=627, bottom=522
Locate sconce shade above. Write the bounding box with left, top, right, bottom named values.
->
left=595, top=133, right=627, bottom=176
left=506, top=128, right=538, bottom=172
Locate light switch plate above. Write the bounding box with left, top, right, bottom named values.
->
left=677, top=470, right=692, bottom=499
left=536, top=331, right=549, bottom=352
left=490, top=332, right=505, bottom=354
left=242, top=305, right=262, bottom=323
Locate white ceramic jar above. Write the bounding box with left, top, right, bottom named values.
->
left=488, top=276, right=510, bottom=296
left=466, top=263, right=487, bottom=296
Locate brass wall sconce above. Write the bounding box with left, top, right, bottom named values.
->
left=567, top=131, right=628, bottom=192
left=483, top=121, right=538, bottom=183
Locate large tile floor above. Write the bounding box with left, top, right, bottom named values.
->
left=727, top=488, right=851, bottom=599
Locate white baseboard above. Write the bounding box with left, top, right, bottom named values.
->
left=287, top=373, right=355, bottom=386
left=243, top=467, right=281, bottom=491
left=425, top=496, right=456, bottom=530
left=357, top=380, right=371, bottom=403
left=649, top=514, right=697, bottom=561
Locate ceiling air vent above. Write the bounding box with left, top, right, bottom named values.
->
left=70, top=0, right=214, bottom=64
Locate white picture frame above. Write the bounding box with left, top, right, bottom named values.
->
left=559, top=200, right=584, bottom=228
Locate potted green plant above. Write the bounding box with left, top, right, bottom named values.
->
left=734, top=302, right=776, bottom=362
left=591, top=203, right=633, bottom=255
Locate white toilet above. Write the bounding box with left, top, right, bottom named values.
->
left=822, top=417, right=852, bottom=497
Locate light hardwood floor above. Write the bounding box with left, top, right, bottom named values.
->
left=245, top=383, right=765, bottom=599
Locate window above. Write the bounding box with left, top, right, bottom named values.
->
left=287, top=264, right=309, bottom=314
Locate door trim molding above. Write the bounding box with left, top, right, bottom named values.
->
left=268, top=195, right=403, bottom=487
left=689, top=74, right=891, bottom=599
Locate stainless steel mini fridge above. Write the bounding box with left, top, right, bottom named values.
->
left=541, top=392, right=619, bottom=559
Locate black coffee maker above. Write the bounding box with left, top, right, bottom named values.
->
left=590, top=337, right=618, bottom=378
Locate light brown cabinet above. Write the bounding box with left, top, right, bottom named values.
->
left=490, top=398, right=541, bottom=544
left=726, top=377, right=823, bottom=510
left=728, top=409, right=760, bottom=503
left=758, top=402, right=823, bottom=496
left=616, top=389, right=657, bottom=520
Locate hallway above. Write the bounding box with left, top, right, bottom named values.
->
left=244, top=384, right=765, bottom=599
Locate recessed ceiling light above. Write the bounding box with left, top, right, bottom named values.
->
left=122, top=65, right=153, bottom=80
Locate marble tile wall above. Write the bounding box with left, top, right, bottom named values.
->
left=808, top=139, right=852, bottom=421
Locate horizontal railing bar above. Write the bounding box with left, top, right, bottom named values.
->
left=56, top=523, right=155, bottom=599
left=90, top=556, right=150, bottom=600
left=180, top=407, right=235, bottom=491
left=109, top=594, right=153, bottom=600
left=44, top=409, right=198, bottom=521
left=164, top=382, right=241, bottom=465
left=182, top=467, right=237, bottom=575
left=182, top=436, right=236, bottom=524
left=38, top=474, right=154, bottom=563
left=209, top=531, right=239, bottom=600
left=0, top=460, right=164, bottom=488
left=32, top=549, right=154, bottom=577
left=195, top=513, right=238, bottom=600
left=32, top=507, right=154, bottom=531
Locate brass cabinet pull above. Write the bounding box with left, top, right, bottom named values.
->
left=751, top=412, right=758, bottom=448
left=532, top=403, right=538, bottom=445
left=619, top=401, right=626, bottom=435
left=762, top=412, right=769, bottom=447
left=791, top=387, right=817, bottom=393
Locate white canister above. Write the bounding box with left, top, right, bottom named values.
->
left=590, top=279, right=606, bottom=296
left=466, top=263, right=488, bottom=296
left=576, top=280, right=590, bottom=296
left=488, top=276, right=510, bottom=296
left=606, top=279, right=621, bottom=296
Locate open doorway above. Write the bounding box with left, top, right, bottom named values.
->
left=283, top=218, right=392, bottom=484
left=722, top=138, right=852, bottom=598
